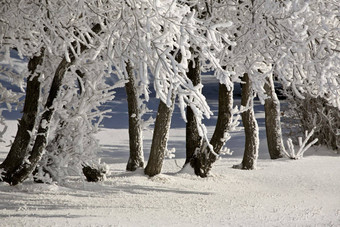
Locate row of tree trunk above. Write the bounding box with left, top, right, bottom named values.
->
left=122, top=0, right=286, bottom=176
left=0, top=53, right=285, bottom=185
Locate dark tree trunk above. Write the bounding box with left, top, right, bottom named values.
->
left=190, top=83, right=234, bottom=177
left=264, top=75, right=284, bottom=159
left=144, top=98, right=175, bottom=177
left=8, top=24, right=101, bottom=185
left=0, top=50, right=44, bottom=182
left=234, top=73, right=259, bottom=170
left=125, top=62, right=144, bottom=171
left=185, top=55, right=202, bottom=164
left=210, top=84, right=234, bottom=155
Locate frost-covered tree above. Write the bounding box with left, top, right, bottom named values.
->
left=10, top=23, right=103, bottom=185
left=0, top=0, right=114, bottom=184
left=183, top=1, right=207, bottom=166
left=212, top=0, right=264, bottom=170
left=174, top=1, right=238, bottom=177
left=183, top=1, right=234, bottom=173
left=0, top=1, right=47, bottom=182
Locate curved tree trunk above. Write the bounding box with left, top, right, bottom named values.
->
left=0, top=50, right=44, bottom=182
left=264, top=75, right=284, bottom=159
left=125, top=62, right=144, bottom=171
left=185, top=55, right=202, bottom=164
left=234, top=73, right=259, bottom=170
left=144, top=98, right=175, bottom=177
left=8, top=24, right=101, bottom=185
left=191, top=83, right=234, bottom=177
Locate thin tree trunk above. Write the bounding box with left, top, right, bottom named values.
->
left=264, top=75, right=284, bottom=159
left=0, top=50, right=44, bottom=182
left=190, top=83, right=234, bottom=177
left=185, top=55, right=201, bottom=164
left=8, top=24, right=101, bottom=185
left=234, top=73, right=259, bottom=170
left=125, top=62, right=144, bottom=171
left=144, top=98, right=175, bottom=177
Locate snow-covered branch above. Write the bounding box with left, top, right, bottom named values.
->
left=283, top=128, right=318, bottom=159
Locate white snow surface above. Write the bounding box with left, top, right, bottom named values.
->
left=1, top=76, right=340, bottom=226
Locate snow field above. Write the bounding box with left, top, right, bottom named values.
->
left=1, top=119, right=340, bottom=226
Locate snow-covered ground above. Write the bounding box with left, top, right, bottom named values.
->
left=1, top=75, right=340, bottom=226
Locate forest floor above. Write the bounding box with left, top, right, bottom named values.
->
left=1, top=75, right=340, bottom=226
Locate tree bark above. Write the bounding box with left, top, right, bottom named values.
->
left=144, top=98, right=175, bottom=177
left=125, top=62, right=144, bottom=171
left=190, top=83, right=234, bottom=177
left=234, top=73, right=259, bottom=170
left=210, top=84, right=234, bottom=156
left=185, top=55, right=202, bottom=164
left=0, top=50, right=44, bottom=182
left=8, top=24, right=101, bottom=185
left=264, top=75, right=284, bottom=159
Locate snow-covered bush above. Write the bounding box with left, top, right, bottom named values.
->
left=285, top=93, right=340, bottom=153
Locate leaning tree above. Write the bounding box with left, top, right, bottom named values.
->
left=0, top=0, right=117, bottom=185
